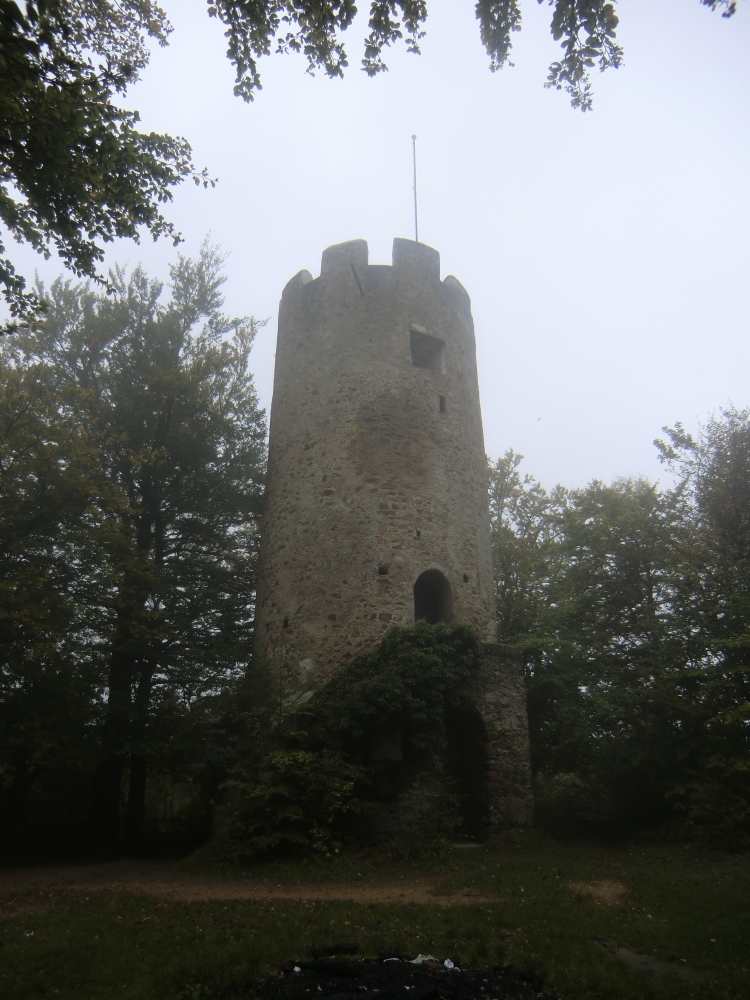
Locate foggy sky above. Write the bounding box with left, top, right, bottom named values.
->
left=9, top=0, right=750, bottom=489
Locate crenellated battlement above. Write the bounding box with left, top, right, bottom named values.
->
left=282, top=238, right=468, bottom=302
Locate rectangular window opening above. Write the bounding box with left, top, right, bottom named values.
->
left=438, top=395, right=447, bottom=414
left=410, top=329, right=446, bottom=374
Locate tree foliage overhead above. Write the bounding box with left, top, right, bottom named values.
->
left=213, top=1, right=740, bottom=112
left=0, top=2, right=741, bottom=333
left=0, top=1, right=210, bottom=332
left=214, top=0, right=622, bottom=110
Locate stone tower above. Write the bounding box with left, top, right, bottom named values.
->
left=255, top=238, right=533, bottom=828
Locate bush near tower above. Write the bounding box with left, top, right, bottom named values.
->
left=226, top=622, right=486, bottom=857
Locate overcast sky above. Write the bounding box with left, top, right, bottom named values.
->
left=11, top=0, right=750, bottom=489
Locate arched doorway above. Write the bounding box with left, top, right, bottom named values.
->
left=413, top=569, right=453, bottom=624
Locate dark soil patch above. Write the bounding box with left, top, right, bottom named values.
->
left=210, top=951, right=556, bottom=1000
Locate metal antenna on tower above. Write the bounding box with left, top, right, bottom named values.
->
left=411, top=134, right=419, bottom=243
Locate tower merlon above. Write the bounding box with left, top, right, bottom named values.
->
left=321, top=239, right=369, bottom=275
left=443, top=274, right=472, bottom=311
left=281, top=268, right=313, bottom=299
left=392, top=238, right=440, bottom=284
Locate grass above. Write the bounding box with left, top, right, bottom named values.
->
left=1, top=835, right=748, bottom=1000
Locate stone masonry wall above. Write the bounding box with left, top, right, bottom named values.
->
left=255, top=238, right=496, bottom=696
left=475, top=643, right=534, bottom=829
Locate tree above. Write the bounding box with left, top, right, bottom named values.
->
left=214, top=1, right=740, bottom=112
left=0, top=242, right=267, bottom=849
left=1, top=2, right=740, bottom=333
left=489, top=449, right=561, bottom=644
left=0, top=1, right=211, bottom=332
left=491, top=427, right=750, bottom=843
left=656, top=408, right=750, bottom=846
left=489, top=454, right=693, bottom=831
left=0, top=330, right=103, bottom=845
left=535, top=477, right=691, bottom=830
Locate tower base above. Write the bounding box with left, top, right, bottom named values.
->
left=368, top=640, right=534, bottom=842
left=476, top=643, right=534, bottom=830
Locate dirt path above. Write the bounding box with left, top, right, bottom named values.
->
left=0, top=860, right=497, bottom=907
left=567, top=879, right=628, bottom=904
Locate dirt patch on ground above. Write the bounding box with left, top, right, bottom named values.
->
left=613, top=947, right=709, bottom=982
left=567, top=879, right=628, bottom=904
left=0, top=861, right=500, bottom=911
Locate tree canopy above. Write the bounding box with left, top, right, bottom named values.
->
left=489, top=409, right=750, bottom=847
left=214, top=0, right=620, bottom=111
left=0, top=0, right=737, bottom=333
left=0, top=1, right=741, bottom=332
left=0, top=242, right=267, bottom=849
left=212, top=1, right=740, bottom=110
left=0, top=1, right=209, bottom=332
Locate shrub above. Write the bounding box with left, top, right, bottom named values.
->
left=226, top=622, right=486, bottom=855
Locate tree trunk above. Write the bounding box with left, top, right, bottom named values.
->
left=124, top=753, right=147, bottom=850
left=1, top=753, right=33, bottom=848
left=90, top=640, right=134, bottom=850
left=95, top=506, right=159, bottom=851
left=124, top=661, right=155, bottom=850
left=91, top=752, right=127, bottom=849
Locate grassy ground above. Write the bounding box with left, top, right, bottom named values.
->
left=1, top=834, right=748, bottom=1000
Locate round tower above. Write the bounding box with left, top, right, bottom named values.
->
left=255, top=238, right=496, bottom=696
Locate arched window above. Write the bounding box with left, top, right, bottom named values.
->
left=413, top=569, right=453, bottom=624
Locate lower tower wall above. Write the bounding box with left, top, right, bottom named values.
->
left=476, top=643, right=535, bottom=830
